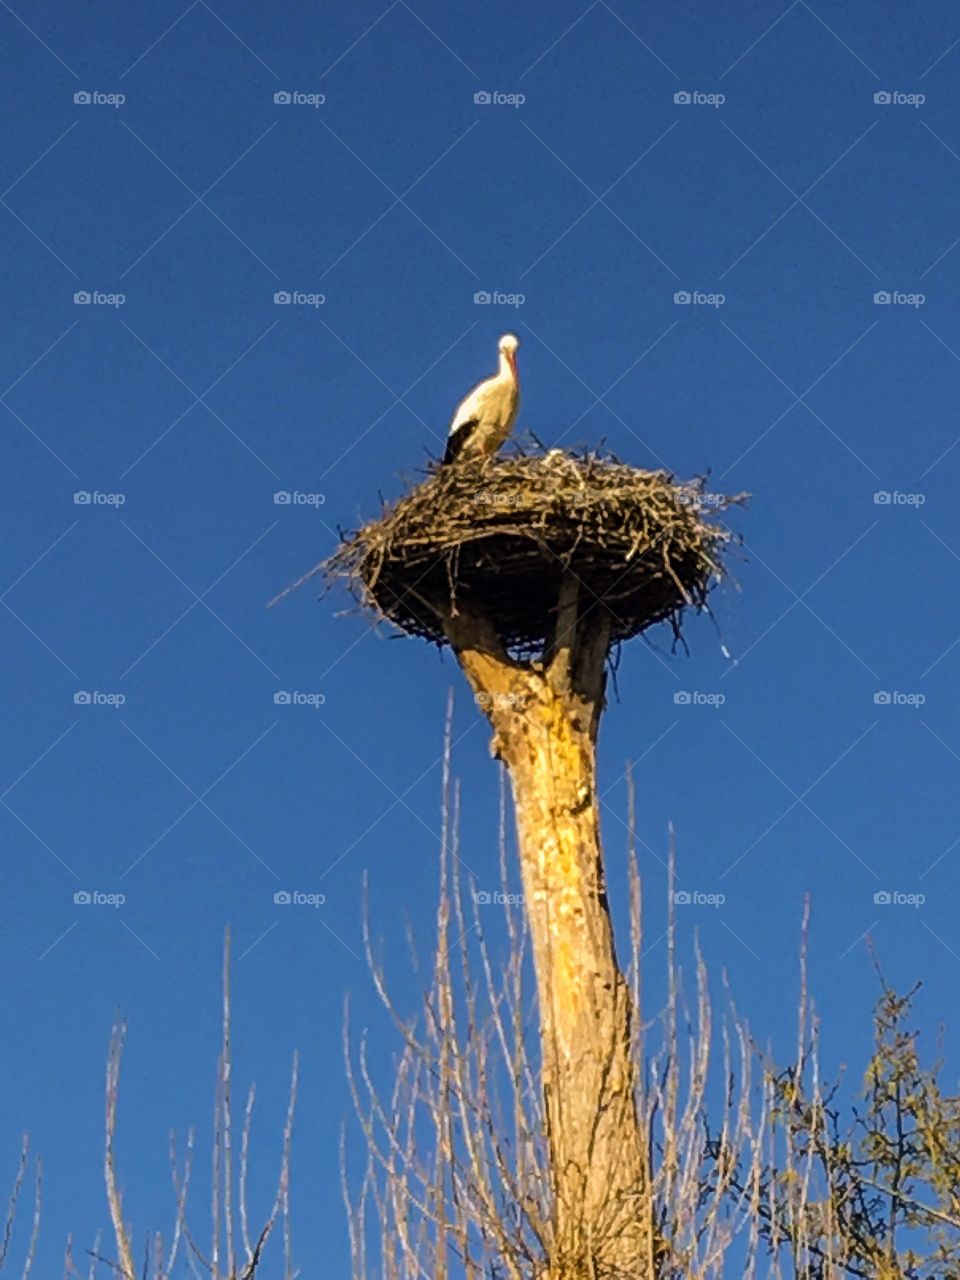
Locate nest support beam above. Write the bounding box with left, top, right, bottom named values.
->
left=441, top=574, right=659, bottom=1278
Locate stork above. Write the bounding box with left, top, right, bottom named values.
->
left=442, top=333, right=520, bottom=465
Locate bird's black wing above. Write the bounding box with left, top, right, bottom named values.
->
left=442, top=419, right=477, bottom=465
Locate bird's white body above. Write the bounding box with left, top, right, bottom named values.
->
left=443, top=334, right=520, bottom=465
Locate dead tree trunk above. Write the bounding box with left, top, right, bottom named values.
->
left=322, top=450, right=734, bottom=1275
left=442, top=576, right=658, bottom=1278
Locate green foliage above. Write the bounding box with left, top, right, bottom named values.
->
left=737, top=979, right=960, bottom=1279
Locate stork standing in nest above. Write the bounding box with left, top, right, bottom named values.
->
left=442, top=333, right=520, bottom=465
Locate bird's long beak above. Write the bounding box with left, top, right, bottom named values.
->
left=507, top=351, right=518, bottom=381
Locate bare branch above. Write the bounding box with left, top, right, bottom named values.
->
left=105, top=1021, right=136, bottom=1280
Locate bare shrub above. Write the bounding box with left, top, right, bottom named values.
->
left=345, top=744, right=960, bottom=1279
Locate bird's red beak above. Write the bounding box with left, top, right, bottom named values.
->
left=507, top=351, right=518, bottom=381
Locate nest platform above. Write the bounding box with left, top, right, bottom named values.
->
left=310, top=450, right=739, bottom=657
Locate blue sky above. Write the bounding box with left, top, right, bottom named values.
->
left=2, top=0, right=960, bottom=1272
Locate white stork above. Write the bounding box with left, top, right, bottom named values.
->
left=442, top=333, right=520, bottom=465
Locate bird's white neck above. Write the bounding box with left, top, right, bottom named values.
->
left=499, top=350, right=518, bottom=384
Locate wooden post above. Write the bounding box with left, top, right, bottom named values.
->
left=442, top=576, right=658, bottom=1278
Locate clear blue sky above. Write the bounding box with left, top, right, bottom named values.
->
left=3, top=0, right=960, bottom=1272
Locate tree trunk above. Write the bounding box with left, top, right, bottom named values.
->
left=442, top=578, right=658, bottom=1278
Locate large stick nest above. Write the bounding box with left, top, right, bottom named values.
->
left=316, top=450, right=742, bottom=657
